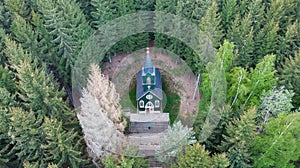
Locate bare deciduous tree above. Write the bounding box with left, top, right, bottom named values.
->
left=78, top=89, right=126, bottom=165
left=86, top=63, right=126, bottom=131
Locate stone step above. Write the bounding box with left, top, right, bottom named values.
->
left=129, top=122, right=169, bottom=133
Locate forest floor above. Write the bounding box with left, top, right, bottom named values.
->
left=103, top=48, right=200, bottom=125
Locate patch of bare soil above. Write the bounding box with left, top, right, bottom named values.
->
left=103, top=48, right=200, bottom=124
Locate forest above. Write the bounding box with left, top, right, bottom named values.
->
left=0, top=0, right=299, bottom=167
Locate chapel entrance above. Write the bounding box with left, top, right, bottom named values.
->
left=145, top=102, right=154, bottom=113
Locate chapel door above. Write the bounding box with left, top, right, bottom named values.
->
left=145, top=102, right=154, bottom=113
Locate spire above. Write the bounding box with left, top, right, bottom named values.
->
left=144, top=47, right=153, bottom=68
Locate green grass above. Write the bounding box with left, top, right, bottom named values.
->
left=162, top=80, right=180, bottom=125
left=129, top=85, right=137, bottom=107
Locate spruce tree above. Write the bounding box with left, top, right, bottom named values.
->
left=36, top=0, right=92, bottom=85
left=278, top=49, right=300, bottom=108
left=254, top=20, right=279, bottom=62
left=90, top=0, right=118, bottom=29
left=8, top=107, right=44, bottom=165
left=221, top=0, right=237, bottom=34
left=248, top=0, right=265, bottom=34
left=10, top=14, right=39, bottom=57
left=5, top=39, right=72, bottom=121
left=5, top=0, right=31, bottom=20
left=220, top=107, right=256, bottom=168
left=227, top=13, right=254, bottom=68
left=0, top=88, right=15, bottom=164
left=177, top=143, right=212, bottom=167
left=0, top=28, right=8, bottom=65
left=0, top=66, right=16, bottom=94
left=154, top=0, right=177, bottom=49
left=135, top=0, right=155, bottom=11
left=176, top=143, right=229, bottom=168
left=41, top=117, right=85, bottom=167
left=199, top=0, right=224, bottom=48
left=276, top=22, right=299, bottom=65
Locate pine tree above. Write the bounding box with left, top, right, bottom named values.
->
left=5, top=0, right=31, bottom=20
left=90, top=0, right=118, bottom=29
left=78, top=89, right=126, bottom=165
left=221, top=0, right=237, bottom=34
left=177, top=143, right=212, bottom=167
left=154, top=0, right=177, bottom=49
left=36, top=0, right=92, bottom=84
left=0, top=0, right=12, bottom=31
left=199, top=0, right=224, bottom=48
left=10, top=14, right=39, bottom=57
left=227, top=13, right=254, bottom=68
left=276, top=21, right=299, bottom=65
left=176, top=143, right=230, bottom=168
left=5, top=39, right=71, bottom=121
left=0, top=88, right=14, bottom=163
left=254, top=20, right=279, bottom=62
left=220, top=107, right=256, bottom=168
left=41, top=117, right=86, bottom=167
left=8, top=107, right=44, bottom=165
left=0, top=28, right=8, bottom=65
left=85, top=64, right=126, bottom=131
left=278, top=49, right=300, bottom=108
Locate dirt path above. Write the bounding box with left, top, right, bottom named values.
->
left=103, top=48, right=200, bottom=124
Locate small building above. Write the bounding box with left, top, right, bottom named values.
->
left=136, top=48, right=163, bottom=113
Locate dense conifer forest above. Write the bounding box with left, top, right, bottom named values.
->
left=0, top=0, right=299, bottom=167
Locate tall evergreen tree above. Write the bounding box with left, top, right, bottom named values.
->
left=154, top=0, right=177, bottom=49
left=36, top=0, right=92, bottom=84
left=5, top=0, right=31, bottom=20
left=227, top=13, right=254, bottom=67
left=85, top=64, right=126, bottom=131
left=5, top=39, right=72, bottom=121
left=135, top=0, right=155, bottom=11
left=0, top=28, right=8, bottom=65
left=176, top=143, right=229, bottom=168
left=254, top=20, right=279, bottom=62
left=8, top=107, right=45, bottom=166
left=41, top=117, right=85, bottom=167
left=199, top=0, right=224, bottom=48
left=278, top=49, right=300, bottom=108
left=0, top=88, right=15, bottom=164
left=90, top=0, right=118, bottom=29
left=221, top=0, right=237, bottom=34
left=10, top=14, right=39, bottom=57
left=220, top=107, right=256, bottom=168
left=276, top=21, right=299, bottom=65
left=257, top=86, right=294, bottom=125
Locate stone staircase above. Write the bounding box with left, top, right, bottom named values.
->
left=128, top=113, right=169, bottom=168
